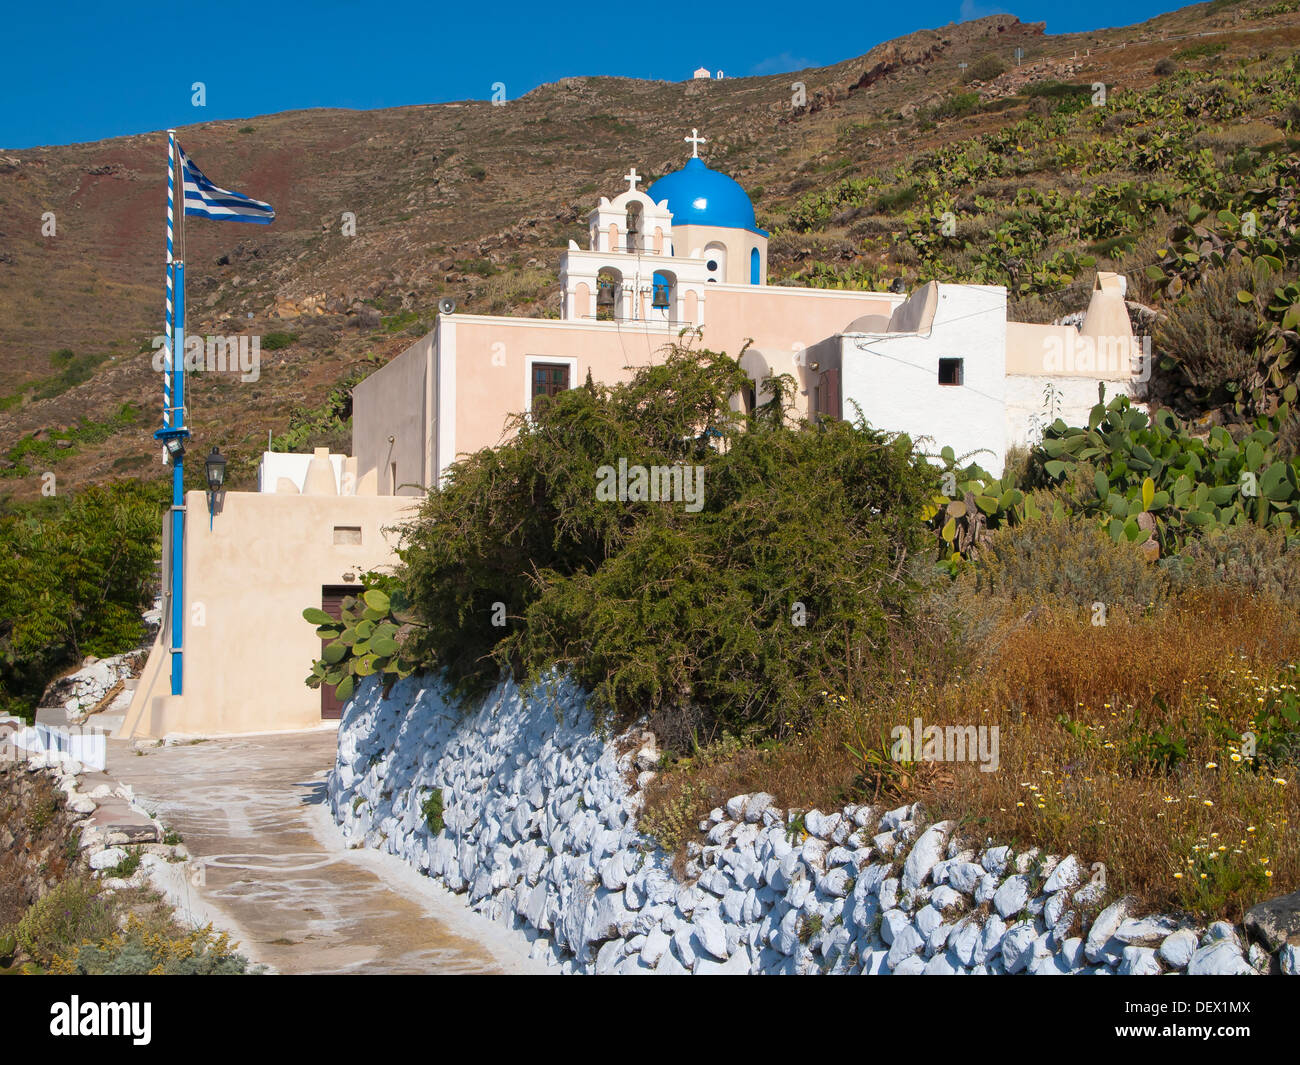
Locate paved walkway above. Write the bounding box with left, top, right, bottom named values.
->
left=108, top=730, right=544, bottom=974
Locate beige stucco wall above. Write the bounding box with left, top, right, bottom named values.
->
left=702, top=285, right=899, bottom=355
left=118, top=491, right=415, bottom=739
left=449, top=317, right=678, bottom=472
left=1005, top=278, right=1139, bottom=379
left=1006, top=321, right=1138, bottom=378
left=352, top=333, right=433, bottom=496
left=350, top=285, right=908, bottom=489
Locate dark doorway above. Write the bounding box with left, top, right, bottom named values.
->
left=320, top=585, right=353, bottom=720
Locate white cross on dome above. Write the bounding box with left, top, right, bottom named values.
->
left=685, top=128, right=707, bottom=158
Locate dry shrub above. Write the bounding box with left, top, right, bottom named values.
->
left=1155, top=259, right=1266, bottom=399
left=1007, top=287, right=1087, bottom=325
left=1167, top=522, right=1300, bottom=602
left=984, top=592, right=1300, bottom=719
left=641, top=587, right=1300, bottom=921
left=974, top=512, right=1170, bottom=613
left=1115, top=218, right=1175, bottom=306
left=1193, top=121, right=1286, bottom=154
left=929, top=622, right=1300, bottom=920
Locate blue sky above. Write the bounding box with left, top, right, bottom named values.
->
left=1, top=0, right=1193, bottom=148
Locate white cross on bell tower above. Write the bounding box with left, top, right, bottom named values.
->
left=624, top=167, right=641, bottom=193
left=685, top=128, right=707, bottom=158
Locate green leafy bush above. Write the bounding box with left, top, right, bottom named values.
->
left=52, top=914, right=259, bottom=975
left=1022, top=81, right=1093, bottom=115
left=0, top=481, right=161, bottom=720
left=105, top=849, right=142, bottom=879
left=261, top=332, right=298, bottom=350
left=421, top=789, right=444, bottom=834
left=16, top=878, right=116, bottom=968
left=395, top=343, right=936, bottom=740
left=1036, top=390, right=1300, bottom=550
left=1, top=403, right=140, bottom=478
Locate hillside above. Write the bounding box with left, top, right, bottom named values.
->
left=1, top=0, right=1299, bottom=498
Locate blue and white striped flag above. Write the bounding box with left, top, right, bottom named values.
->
left=178, top=144, right=275, bottom=224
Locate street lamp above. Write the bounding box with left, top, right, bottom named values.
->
left=205, top=446, right=227, bottom=527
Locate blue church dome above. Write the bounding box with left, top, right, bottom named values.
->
left=646, top=157, right=767, bottom=236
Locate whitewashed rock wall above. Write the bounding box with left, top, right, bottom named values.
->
left=329, top=673, right=1298, bottom=975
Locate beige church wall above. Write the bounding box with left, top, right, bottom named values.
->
left=1005, top=280, right=1140, bottom=380
left=444, top=316, right=678, bottom=475
left=368, top=286, right=912, bottom=486
left=888, top=282, right=940, bottom=334
left=735, top=337, right=834, bottom=425
left=119, top=491, right=415, bottom=739
left=800, top=337, right=842, bottom=423
left=702, top=285, right=900, bottom=357
left=352, top=332, right=434, bottom=496
left=1006, top=321, right=1138, bottom=379
left=1080, top=283, right=1136, bottom=341
left=439, top=290, right=905, bottom=477
left=574, top=282, right=592, bottom=320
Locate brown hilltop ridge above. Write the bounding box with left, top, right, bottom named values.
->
left=0, top=1, right=1297, bottom=496
left=786, top=14, right=1045, bottom=120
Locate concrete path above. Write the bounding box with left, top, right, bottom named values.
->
left=108, top=730, right=545, bottom=974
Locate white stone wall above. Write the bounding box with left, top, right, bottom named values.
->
left=1004, top=375, right=1146, bottom=453
left=329, top=673, right=1297, bottom=976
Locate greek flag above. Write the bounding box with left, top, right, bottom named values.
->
left=178, top=144, right=274, bottom=224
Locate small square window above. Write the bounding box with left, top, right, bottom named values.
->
left=938, top=358, right=964, bottom=386
left=333, top=525, right=362, bottom=545
left=531, top=362, right=571, bottom=405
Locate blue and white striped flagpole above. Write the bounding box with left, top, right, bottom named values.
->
left=169, top=257, right=186, bottom=696
left=164, top=130, right=175, bottom=433
left=157, top=129, right=188, bottom=697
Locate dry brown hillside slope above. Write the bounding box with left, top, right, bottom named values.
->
left=0, top=2, right=1297, bottom=497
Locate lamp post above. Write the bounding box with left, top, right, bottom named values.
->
left=205, top=446, right=227, bottom=529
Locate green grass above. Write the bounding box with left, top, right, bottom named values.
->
left=1174, top=42, right=1228, bottom=61
left=0, top=349, right=113, bottom=409
left=1, top=403, right=140, bottom=478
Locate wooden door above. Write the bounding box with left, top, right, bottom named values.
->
left=320, top=586, right=353, bottom=720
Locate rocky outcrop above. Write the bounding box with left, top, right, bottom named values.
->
left=38, top=651, right=144, bottom=722
left=1246, top=889, right=1300, bottom=976
left=330, top=672, right=1298, bottom=975
left=0, top=759, right=84, bottom=934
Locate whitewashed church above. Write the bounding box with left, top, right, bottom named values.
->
left=120, top=133, right=1146, bottom=739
